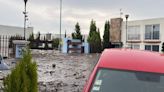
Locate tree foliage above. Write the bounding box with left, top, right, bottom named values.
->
left=36, top=32, right=40, bottom=41
left=28, top=33, right=34, bottom=41
left=52, top=38, right=60, bottom=49
left=87, top=20, right=102, bottom=53
left=162, top=42, right=164, bottom=53
left=3, top=49, right=38, bottom=92
left=72, top=22, right=82, bottom=40
left=28, top=33, right=35, bottom=48
left=65, top=30, right=67, bottom=38
left=103, top=21, right=110, bottom=49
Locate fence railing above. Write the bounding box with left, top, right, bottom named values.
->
left=0, top=35, right=24, bottom=58
left=0, top=35, right=10, bottom=58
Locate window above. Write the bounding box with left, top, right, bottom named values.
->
left=145, top=45, right=151, bottom=51
left=128, top=44, right=140, bottom=49
left=145, top=45, right=159, bottom=52
left=152, top=45, right=159, bottom=52
left=128, top=26, right=140, bottom=40
left=90, top=69, right=164, bottom=92
left=145, top=24, right=160, bottom=40
left=133, top=45, right=140, bottom=49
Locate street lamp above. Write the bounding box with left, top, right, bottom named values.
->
left=59, top=0, right=62, bottom=51
left=23, top=0, right=28, bottom=40
left=125, top=14, right=131, bottom=49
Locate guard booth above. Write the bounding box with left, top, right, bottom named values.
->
left=13, top=40, right=29, bottom=58
left=62, top=38, right=90, bottom=54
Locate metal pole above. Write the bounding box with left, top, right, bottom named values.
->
left=59, top=0, right=62, bottom=51
left=125, top=14, right=130, bottom=49
left=126, top=18, right=127, bottom=43
left=24, top=3, right=27, bottom=40
left=0, top=36, right=2, bottom=54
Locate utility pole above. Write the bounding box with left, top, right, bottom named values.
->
left=23, top=0, right=28, bottom=40
left=59, top=0, right=62, bottom=51
left=125, top=14, right=131, bottom=48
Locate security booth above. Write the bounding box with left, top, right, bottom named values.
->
left=62, top=38, right=90, bottom=54
left=13, top=40, right=29, bottom=58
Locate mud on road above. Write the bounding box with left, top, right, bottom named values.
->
left=32, top=50, right=100, bottom=92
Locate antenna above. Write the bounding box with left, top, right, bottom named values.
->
left=120, top=8, right=123, bottom=18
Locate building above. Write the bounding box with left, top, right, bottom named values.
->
left=0, top=24, right=33, bottom=39
left=0, top=25, right=33, bottom=57
left=110, top=18, right=123, bottom=48
left=36, top=33, right=88, bottom=41
left=110, top=17, right=164, bottom=52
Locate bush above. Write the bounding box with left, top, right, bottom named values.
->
left=3, top=49, right=38, bottom=92
left=52, top=38, right=60, bottom=49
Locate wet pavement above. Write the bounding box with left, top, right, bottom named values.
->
left=0, top=50, right=100, bottom=92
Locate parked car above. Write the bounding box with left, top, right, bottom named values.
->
left=83, top=49, right=164, bottom=92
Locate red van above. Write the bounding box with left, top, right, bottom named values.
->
left=83, top=49, right=164, bottom=92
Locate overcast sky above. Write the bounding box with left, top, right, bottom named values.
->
left=0, top=0, right=164, bottom=36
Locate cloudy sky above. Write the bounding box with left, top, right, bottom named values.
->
left=0, top=0, right=164, bottom=36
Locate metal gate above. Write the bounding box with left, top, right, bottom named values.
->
left=0, top=35, right=10, bottom=58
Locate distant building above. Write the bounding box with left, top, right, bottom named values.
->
left=0, top=24, right=33, bottom=39
left=36, top=33, right=88, bottom=41
left=110, top=17, right=164, bottom=52
left=0, top=25, right=33, bottom=57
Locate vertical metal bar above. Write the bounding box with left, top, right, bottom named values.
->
left=59, top=0, right=62, bottom=51
left=126, top=19, right=127, bottom=43
left=8, top=36, right=10, bottom=58
left=5, top=36, right=8, bottom=57
left=4, top=36, right=6, bottom=57
left=24, top=3, right=27, bottom=40
left=3, top=35, right=4, bottom=57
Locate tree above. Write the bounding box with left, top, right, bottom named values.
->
left=28, top=33, right=35, bottom=48
left=28, top=33, right=34, bottom=41
left=87, top=20, right=102, bottom=53
left=3, top=49, right=38, bottom=92
left=44, top=36, right=49, bottom=50
left=52, top=38, right=60, bottom=49
left=72, top=22, right=82, bottom=40
left=65, top=30, right=67, bottom=38
left=97, top=28, right=102, bottom=52
left=89, top=20, right=97, bottom=37
left=36, top=32, right=40, bottom=41
left=162, top=42, right=164, bottom=53
left=36, top=32, right=41, bottom=48
left=103, top=21, right=110, bottom=49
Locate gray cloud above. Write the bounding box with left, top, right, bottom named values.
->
left=0, top=0, right=164, bottom=37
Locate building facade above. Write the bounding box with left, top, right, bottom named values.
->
left=120, top=18, right=164, bottom=52
left=0, top=25, right=33, bottom=39
left=0, top=25, right=33, bottom=57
